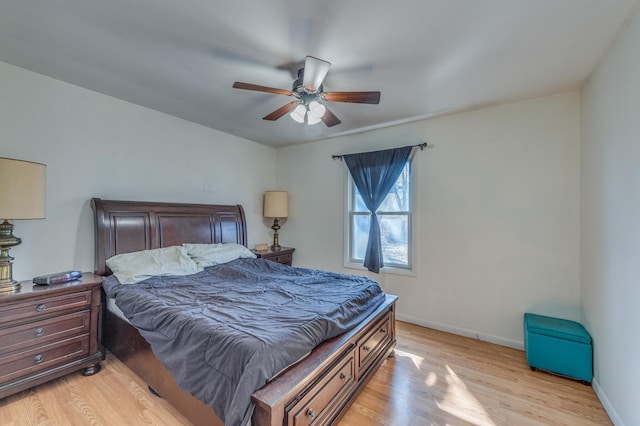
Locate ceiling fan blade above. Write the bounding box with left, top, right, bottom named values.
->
left=321, top=106, right=342, bottom=127
left=233, top=82, right=293, bottom=96
left=302, top=56, right=331, bottom=92
left=323, top=91, right=381, bottom=104
left=263, top=101, right=300, bottom=121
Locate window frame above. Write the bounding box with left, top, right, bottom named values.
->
left=343, top=159, right=416, bottom=275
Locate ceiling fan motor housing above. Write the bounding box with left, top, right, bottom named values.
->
left=293, top=68, right=323, bottom=96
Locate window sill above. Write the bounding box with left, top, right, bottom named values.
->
left=343, top=261, right=416, bottom=277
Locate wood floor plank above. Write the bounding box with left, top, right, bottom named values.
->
left=0, top=322, right=611, bottom=426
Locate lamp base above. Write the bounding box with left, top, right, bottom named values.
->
left=271, top=218, right=281, bottom=251
left=0, top=248, right=21, bottom=293
left=0, top=220, right=22, bottom=293
left=0, top=279, right=21, bottom=294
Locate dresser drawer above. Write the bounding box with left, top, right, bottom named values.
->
left=0, top=291, right=92, bottom=326
left=0, top=310, right=91, bottom=356
left=0, top=334, right=90, bottom=384
left=287, top=352, right=356, bottom=426
left=357, top=314, right=391, bottom=377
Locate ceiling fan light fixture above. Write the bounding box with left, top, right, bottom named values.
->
left=306, top=114, right=322, bottom=125
left=308, top=101, right=326, bottom=120
left=290, top=104, right=306, bottom=123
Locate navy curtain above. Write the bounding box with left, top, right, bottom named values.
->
left=344, top=145, right=412, bottom=273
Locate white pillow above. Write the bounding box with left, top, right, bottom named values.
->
left=106, top=246, right=200, bottom=284
left=183, top=243, right=256, bottom=268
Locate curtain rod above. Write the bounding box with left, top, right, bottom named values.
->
left=331, top=142, right=429, bottom=161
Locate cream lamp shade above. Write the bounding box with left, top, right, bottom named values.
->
left=263, top=191, right=288, bottom=218
left=0, top=157, right=47, bottom=293
left=0, top=158, right=46, bottom=220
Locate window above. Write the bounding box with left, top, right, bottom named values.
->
left=347, top=161, right=412, bottom=270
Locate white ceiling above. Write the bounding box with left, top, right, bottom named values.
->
left=0, top=1, right=637, bottom=147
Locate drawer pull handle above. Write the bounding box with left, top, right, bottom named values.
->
left=306, top=408, right=316, bottom=419
left=34, top=354, right=44, bottom=364
left=36, top=304, right=46, bottom=312
left=363, top=345, right=371, bottom=352
left=340, top=373, right=348, bottom=381
left=34, top=328, right=45, bottom=336
left=379, top=328, right=387, bottom=334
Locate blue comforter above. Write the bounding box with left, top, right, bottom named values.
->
left=102, top=258, right=385, bottom=426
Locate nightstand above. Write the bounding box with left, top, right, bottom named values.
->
left=252, top=247, right=295, bottom=266
left=0, top=273, right=103, bottom=399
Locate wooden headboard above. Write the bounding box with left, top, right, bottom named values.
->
left=91, top=198, right=247, bottom=276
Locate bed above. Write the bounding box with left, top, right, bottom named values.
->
left=92, top=198, right=397, bottom=426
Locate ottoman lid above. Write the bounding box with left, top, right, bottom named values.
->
left=524, top=313, right=591, bottom=344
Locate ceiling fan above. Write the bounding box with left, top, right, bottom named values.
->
left=232, top=56, right=380, bottom=127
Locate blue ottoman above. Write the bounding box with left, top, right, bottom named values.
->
left=523, top=313, right=592, bottom=384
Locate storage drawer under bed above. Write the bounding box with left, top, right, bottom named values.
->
left=286, top=351, right=357, bottom=426
left=357, top=313, right=392, bottom=379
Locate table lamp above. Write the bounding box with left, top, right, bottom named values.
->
left=263, top=191, right=288, bottom=251
left=0, top=157, right=46, bottom=293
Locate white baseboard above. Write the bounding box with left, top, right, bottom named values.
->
left=592, top=378, right=623, bottom=425
left=396, top=313, right=524, bottom=350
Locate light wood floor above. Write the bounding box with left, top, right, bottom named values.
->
left=0, top=322, right=611, bottom=426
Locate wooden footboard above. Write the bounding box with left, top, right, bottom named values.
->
left=252, top=294, right=397, bottom=426
left=102, top=295, right=396, bottom=426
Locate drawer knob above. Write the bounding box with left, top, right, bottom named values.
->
left=340, top=372, right=348, bottom=381
left=34, top=327, right=45, bottom=336
left=363, top=345, right=371, bottom=352
left=34, top=354, right=44, bottom=364
left=306, top=408, right=316, bottom=419
left=379, top=328, right=387, bottom=334
left=36, top=304, right=46, bottom=312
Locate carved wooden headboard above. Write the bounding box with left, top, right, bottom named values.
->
left=91, top=198, right=247, bottom=276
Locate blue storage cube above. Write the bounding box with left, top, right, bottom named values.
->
left=524, top=313, right=592, bottom=384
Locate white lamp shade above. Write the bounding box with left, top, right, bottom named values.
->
left=263, top=191, right=288, bottom=218
left=0, top=157, right=46, bottom=219
left=289, top=104, right=306, bottom=124
left=308, top=101, right=326, bottom=119
left=306, top=115, right=321, bottom=125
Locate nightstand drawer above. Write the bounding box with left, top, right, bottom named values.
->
left=0, top=291, right=92, bottom=326
left=252, top=247, right=295, bottom=266
left=0, top=310, right=91, bottom=356
left=0, top=334, right=90, bottom=384
left=269, top=252, right=292, bottom=265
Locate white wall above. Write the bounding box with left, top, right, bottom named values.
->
left=276, top=91, right=581, bottom=348
left=0, top=61, right=276, bottom=281
left=581, top=5, right=640, bottom=425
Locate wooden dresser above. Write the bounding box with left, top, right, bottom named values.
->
left=0, top=273, right=103, bottom=399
